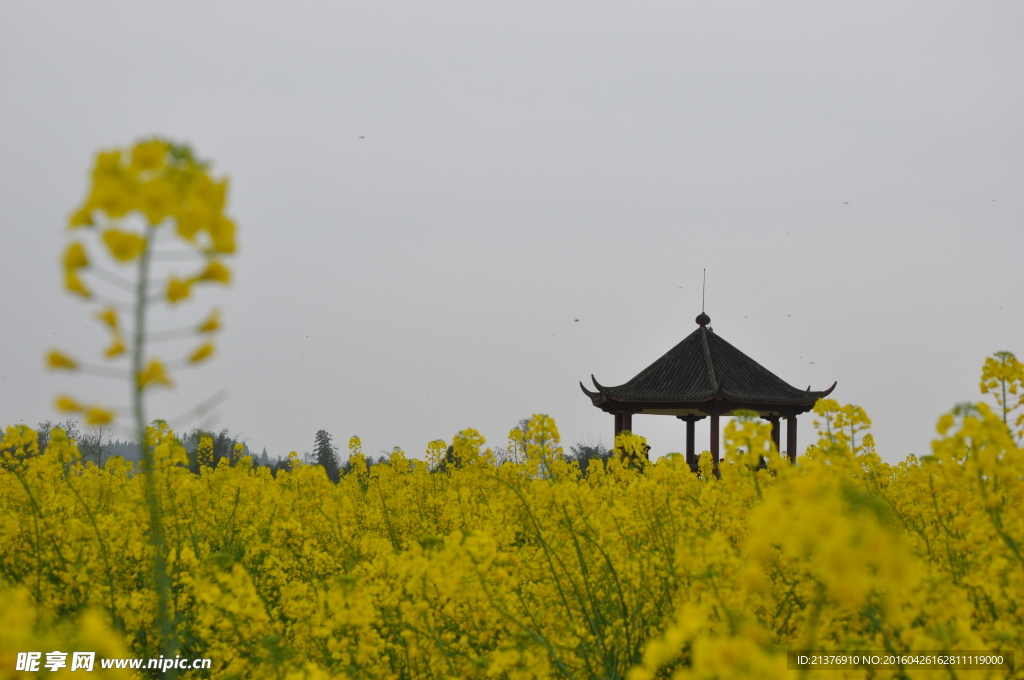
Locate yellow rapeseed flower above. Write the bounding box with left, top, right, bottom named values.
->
left=980, top=350, right=1024, bottom=434
left=63, top=242, right=89, bottom=271
left=166, top=275, right=193, bottom=304
left=197, top=308, right=221, bottom=333
left=84, top=405, right=115, bottom=426
left=196, top=435, right=214, bottom=468
left=64, top=270, right=92, bottom=298
left=190, top=174, right=228, bottom=214
left=188, top=341, right=214, bottom=364
left=174, top=205, right=205, bottom=242
left=129, top=139, right=169, bottom=172
left=104, top=335, right=126, bottom=358
left=209, top=216, right=237, bottom=254
left=138, top=178, right=176, bottom=225
left=89, top=174, right=136, bottom=218
left=137, top=358, right=173, bottom=389
left=199, top=260, right=231, bottom=284
left=54, top=394, right=83, bottom=412
left=67, top=204, right=94, bottom=228
left=92, top=149, right=122, bottom=176
left=46, top=350, right=78, bottom=371
left=101, top=229, right=146, bottom=262
left=96, top=306, right=118, bottom=330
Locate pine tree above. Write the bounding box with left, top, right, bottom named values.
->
left=314, top=430, right=340, bottom=482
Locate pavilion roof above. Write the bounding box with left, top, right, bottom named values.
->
left=581, top=313, right=835, bottom=414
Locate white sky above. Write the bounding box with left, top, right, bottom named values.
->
left=1, top=2, right=1021, bottom=463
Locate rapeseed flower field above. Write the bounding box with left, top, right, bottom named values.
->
left=3, top=140, right=1021, bottom=678
left=2, top=397, right=1022, bottom=679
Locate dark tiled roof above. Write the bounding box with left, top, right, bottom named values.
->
left=587, top=322, right=829, bottom=407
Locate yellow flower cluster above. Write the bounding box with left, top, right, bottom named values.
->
left=49, top=139, right=237, bottom=427
left=68, top=139, right=235, bottom=253
left=1, top=397, right=1021, bottom=678
left=614, top=429, right=651, bottom=470
left=0, top=587, right=136, bottom=680
left=980, top=351, right=1024, bottom=442
left=62, top=138, right=235, bottom=304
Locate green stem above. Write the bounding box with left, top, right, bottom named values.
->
left=1002, top=375, right=1008, bottom=426
left=133, top=224, right=177, bottom=671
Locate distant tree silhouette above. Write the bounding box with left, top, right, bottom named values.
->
left=79, top=422, right=112, bottom=466
left=36, top=419, right=81, bottom=456
left=35, top=420, right=54, bottom=455
left=570, top=438, right=612, bottom=477
left=314, top=429, right=340, bottom=482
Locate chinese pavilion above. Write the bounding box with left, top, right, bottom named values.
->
left=580, top=312, right=835, bottom=468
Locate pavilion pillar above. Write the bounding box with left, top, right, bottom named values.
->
left=765, top=416, right=781, bottom=453
left=622, top=412, right=633, bottom=434
left=685, top=418, right=696, bottom=465
left=786, top=415, right=797, bottom=463
left=710, top=413, right=720, bottom=467
left=614, top=412, right=623, bottom=438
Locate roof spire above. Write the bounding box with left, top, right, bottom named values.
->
left=696, top=269, right=710, bottom=326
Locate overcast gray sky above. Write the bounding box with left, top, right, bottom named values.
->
left=1, top=2, right=1021, bottom=463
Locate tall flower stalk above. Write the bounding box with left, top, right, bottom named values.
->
left=980, top=350, right=1024, bottom=443
left=47, top=138, right=237, bottom=665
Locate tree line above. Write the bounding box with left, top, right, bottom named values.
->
left=19, top=418, right=614, bottom=480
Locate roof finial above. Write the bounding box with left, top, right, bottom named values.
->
left=696, top=269, right=710, bottom=326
